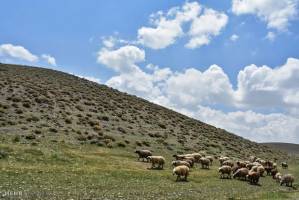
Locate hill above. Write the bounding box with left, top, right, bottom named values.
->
left=0, top=63, right=284, bottom=159
left=0, top=63, right=298, bottom=199
left=262, top=143, right=299, bottom=155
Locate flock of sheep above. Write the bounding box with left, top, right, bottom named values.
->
left=134, top=150, right=295, bottom=187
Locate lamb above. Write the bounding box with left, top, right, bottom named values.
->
left=222, top=160, right=234, bottom=167
left=205, top=156, right=213, bottom=165
left=247, top=171, right=260, bottom=185
left=199, top=157, right=210, bottom=169
left=218, top=165, right=232, bottom=179
left=173, top=165, right=189, bottom=182
left=281, top=162, right=288, bottom=169
left=233, top=168, right=249, bottom=180
left=280, top=174, right=294, bottom=187
left=147, top=156, right=165, bottom=169
left=135, top=150, right=152, bottom=162
left=172, top=160, right=191, bottom=168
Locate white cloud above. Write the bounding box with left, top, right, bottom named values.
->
left=138, top=2, right=201, bottom=49
left=265, top=31, right=276, bottom=41
left=137, top=1, right=228, bottom=49
left=194, top=106, right=299, bottom=143
left=0, top=44, right=38, bottom=62
left=232, top=0, right=298, bottom=31
left=41, top=54, right=56, bottom=66
left=186, top=8, right=228, bottom=48
left=97, top=45, right=145, bottom=73
left=235, top=58, right=299, bottom=109
left=230, top=34, right=239, bottom=41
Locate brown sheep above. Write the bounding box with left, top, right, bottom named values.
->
left=147, top=156, right=165, bottom=169
left=237, top=161, right=247, bottom=168
left=199, top=157, right=210, bottom=169
left=173, top=165, right=189, bottom=182
left=271, top=168, right=278, bottom=179
left=280, top=174, right=294, bottom=187
left=184, top=156, right=195, bottom=168
left=233, top=168, right=249, bottom=180
left=206, top=156, right=214, bottom=165
left=219, top=165, right=232, bottom=179
left=219, top=156, right=229, bottom=165
left=247, top=171, right=260, bottom=185
left=249, top=155, right=257, bottom=163
left=232, top=165, right=241, bottom=173
left=135, top=150, right=152, bottom=162
left=222, top=160, right=234, bottom=167
left=274, top=172, right=282, bottom=183
left=172, top=160, right=191, bottom=168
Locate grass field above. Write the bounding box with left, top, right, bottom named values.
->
left=0, top=142, right=298, bottom=200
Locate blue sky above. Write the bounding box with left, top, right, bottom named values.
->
left=1, top=0, right=299, bottom=143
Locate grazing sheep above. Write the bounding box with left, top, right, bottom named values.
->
left=274, top=172, right=282, bottom=183
left=219, top=156, right=229, bottom=165
left=199, top=157, right=210, bottom=169
left=147, top=156, right=165, bottom=169
left=251, top=165, right=265, bottom=177
left=135, top=150, right=152, bottom=162
left=183, top=159, right=194, bottom=168
left=205, top=156, right=213, bottom=165
left=232, top=165, right=240, bottom=173
left=247, top=171, right=260, bottom=185
left=219, top=165, right=232, bottom=179
left=222, top=160, right=234, bottom=167
left=173, top=165, right=189, bottom=181
left=237, top=161, right=247, bottom=168
left=173, top=154, right=185, bottom=160
left=281, top=162, right=288, bottom=169
left=280, top=174, right=294, bottom=187
left=184, top=156, right=195, bottom=167
left=189, top=153, right=202, bottom=163
left=246, top=163, right=255, bottom=170
left=265, top=166, right=273, bottom=176
left=172, top=160, right=191, bottom=168
left=233, top=168, right=249, bottom=180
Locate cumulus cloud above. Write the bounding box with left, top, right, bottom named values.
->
left=232, top=0, right=298, bottom=31
left=137, top=1, right=228, bottom=49
left=0, top=44, right=38, bottom=62
left=265, top=31, right=276, bottom=41
left=186, top=8, right=228, bottom=48
left=98, top=46, right=299, bottom=143
left=97, top=45, right=145, bottom=73
left=41, top=54, right=56, bottom=66
left=235, top=58, right=299, bottom=108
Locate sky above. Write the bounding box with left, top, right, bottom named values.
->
left=1, top=0, right=299, bottom=143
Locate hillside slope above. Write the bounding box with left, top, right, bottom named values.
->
left=262, top=143, right=299, bottom=155
left=0, top=63, right=285, bottom=159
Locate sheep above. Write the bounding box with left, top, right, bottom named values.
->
left=172, top=160, right=191, bottom=168
left=190, top=153, right=202, bottom=163
left=249, top=155, right=257, bottom=163
left=184, top=156, right=195, bottom=167
left=271, top=168, right=278, bottom=179
left=274, top=172, right=282, bottom=183
left=219, top=165, right=232, bottom=179
left=135, top=150, right=152, bottom=162
left=222, top=160, right=234, bottom=167
left=173, top=165, right=189, bottom=182
left=219, top=156, right=229, bottom=165
left=147, top=156, right=165, bottom=169
left=205, top=156, right=213, bottom=165
left=237, top=161, right=247, bottom=168
left=246, top=163, right=255, bottom=170
left=199, top=157, right=210, bottom=169
left=280, top=174, right=294, bottom=187
left=251, top=165, right=265, bottom=177
left=232, top=165, right=241, bottom=173
left=173, top=154, right=185, bottom=160
left=247, top=170, right=260, bottom=185
left=281, top=162, right=288, bottom=169
left=233, top=168, right=249, bottom=180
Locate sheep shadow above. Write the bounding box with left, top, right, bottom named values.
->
left=248, top=182, right=262, bottom=187
left=146, top=167, right=164, bottom=170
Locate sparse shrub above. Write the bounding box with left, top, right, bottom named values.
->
left=15, top=109, right=23, bottom=114
left=22, top=102, right=31, bottom=108
left=49, top=128, right=58, bottom=133
left=34, top=130, right=42, bottom=134
left=158, top=123, right=166, bottom=129
left=117, top=142, right=126, bottom=147
left=25, top=134, right=36, bottom=140
left=117, top=127, right=126, bottom=134
left=65, top=118, right=72, bottom=124
left=12, top=135, right=20, bottom=143
left=136, top=141, right=142, bottom=146
left=0, top=150, right=8, bottom=159
left=142, top=141, right=150, bottom=147
left=77, top=135, right=87, bottom=141
left=100, top=116, right=109, bottom=121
